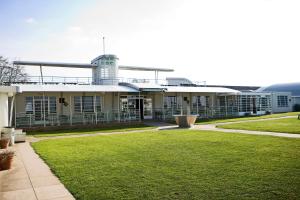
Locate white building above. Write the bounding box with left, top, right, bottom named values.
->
left=0, top=54, right=293, bottom=130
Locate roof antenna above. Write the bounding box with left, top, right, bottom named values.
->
left=102, top=36, right=105, bottom=55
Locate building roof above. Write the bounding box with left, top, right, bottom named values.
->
left=11, top=83, right=240, bottom=94
left=206, top=85, right=260, bottom=92
left=13, top=61, right=95, bottom=68
left=0, top=86, right=19, bottom=94
left=257, top=82, right=300, bottom=97
left=119, top=65, right=174, bottom=72
left=120, top=82, right=167, bottom=92
left=122, top=83, right=240, bottom=94
left=13, top=84, right=138, bottom=93
left=165, top=86, right=240, bottom=94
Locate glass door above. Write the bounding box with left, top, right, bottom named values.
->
left=144, top=98, right=152, bottom=119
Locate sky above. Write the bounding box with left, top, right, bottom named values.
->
left=0, top=0, right=299, bottom=86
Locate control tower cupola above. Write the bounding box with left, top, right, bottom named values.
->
left=91, top=54, right=119, bottom=85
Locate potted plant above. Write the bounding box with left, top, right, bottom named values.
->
left=0, top=138, right=10, bottom=149
left=0, top=149, right=14, bottom=170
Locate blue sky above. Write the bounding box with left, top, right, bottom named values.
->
left=1, top=0, right=300, bottom=86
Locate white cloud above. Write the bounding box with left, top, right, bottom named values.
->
left=25, top=17, right=37, bottom=24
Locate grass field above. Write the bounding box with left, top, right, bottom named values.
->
left=218, top=118, right=300, bottom=134
left=196, top=112, right=300, bottom=124
left=28, top=124, right=155, bottom=137
left=32, top=130, right=300, bottom=200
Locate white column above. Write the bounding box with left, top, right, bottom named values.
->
left=69, top=95, right=72, bottom=126
left=9, top=95, right=15, bottom=127
left=162, top=92, right=165, bottom=120
left=225, top=95, right=228, bottom=117
left=0, top=93, right=9, bottom=128
left=43, top=93, right=46, bottom=127
left=14, top=95, right=17, bottom=127
left=138, top=92, right=141, bottom=122
left=118, top=92, right=120, bottom=122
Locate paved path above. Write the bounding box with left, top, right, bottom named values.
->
left=0, top=143, right=75, bottom=200
left=193, top=124, right=300, bottom=138
left=193, top=116, right=300, bottom=138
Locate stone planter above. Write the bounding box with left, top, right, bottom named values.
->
left=0, top=149, right=14, bottom=170
left=14, top=129, right=26, bottom=143
left=174, top=115, right=198, bottom=128
left=0, top=138, right=10, bottom=149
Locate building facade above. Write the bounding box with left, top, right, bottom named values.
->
left=0, top=54, right=293, bottom=129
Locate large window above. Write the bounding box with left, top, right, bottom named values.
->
left=82, top=96, right=94, bottom=112
left=192, top=96, right=209, bottom=109
left=277, top=96, right=288, bottom=107
left=164, top=96, right=181, bottom=109
left=25, top=96, right=57, bottom=116
left=25, top=97, right=34, bottom=114
left=74, top=96, right=102, bottom=113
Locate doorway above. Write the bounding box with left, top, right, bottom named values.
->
left=119, top=95, right=152, bottom=120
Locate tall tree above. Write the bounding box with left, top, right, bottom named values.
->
left=0, top=56, right=27, bottom=84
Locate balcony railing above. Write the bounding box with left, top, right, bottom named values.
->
left=7, top=76, right=205, bottom=86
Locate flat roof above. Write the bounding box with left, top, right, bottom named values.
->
left=13, top=61, right=96, bottom=68
left=165, top=86, right=240, bottom=94
left=0, top=86, right=19, bottom=93
left=119, top=65, right=174, bottom=72
left=13, top=84, right=138, bottom=93
left=121, top=83, right=240, bottom=94
left=120, top=82, right=167, bottom=92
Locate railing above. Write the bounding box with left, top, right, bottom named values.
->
left=9, top=76, right=170, bottom=85
left=152, top=106, right=241, bottom=121
left=15, top=110, right=141, bottom=128
left=15, top=105, right=270, bottom=128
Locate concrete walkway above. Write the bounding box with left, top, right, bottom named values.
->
left=193, top=116, right=300, bottom=138
left=193, top=124, right=300, bottom=138
left=0, top=143, right=75, bottom=200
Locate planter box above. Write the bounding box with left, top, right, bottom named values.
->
left=174, top=115, right=198, bottom=128
left=14, top=129, right=26, bottom=143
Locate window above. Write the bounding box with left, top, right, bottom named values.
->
left=82, top=96, right=94, bottom=112
left=49, top=97, right=57, bottom=113
left=25, top=96, right=56, bottom=115
left=74, top=96, right=81, bottom=112
left=25, top=97, right=33, bottom=114
left=192, top=96, right=209, bottom=109
left=95, top=96, right=102, bottom=112
left=74, top=96, right=102, bottom=113
left=277, top=96, right=288, bottom=107
left=164, top=96, right=178, bottom=109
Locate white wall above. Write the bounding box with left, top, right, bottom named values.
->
left=271, top=92, right=293, bottom=113
left=0, top=93, right=9, bottom=128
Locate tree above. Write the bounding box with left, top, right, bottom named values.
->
left=0, top=56, right=28, bottom=85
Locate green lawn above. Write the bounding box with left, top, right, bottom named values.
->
left=218, top=118, right=300, bottom=134
left=196, top=112, right=300, bottom=124
left=32, top=130, right=300, bottom=200
left=28, top=124, right=155, bottom=137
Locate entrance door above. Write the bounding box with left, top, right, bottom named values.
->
left=120, top=96, right=152, bottom=120
left=135, top=99, right=144, bottom=120
left=252, top=97, right=257, bottom=114
left=143, top=98, right=153, bottom=119
left=34, top=96, right=48, bottom=123
left=34, top=97, right=43, bottom=121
